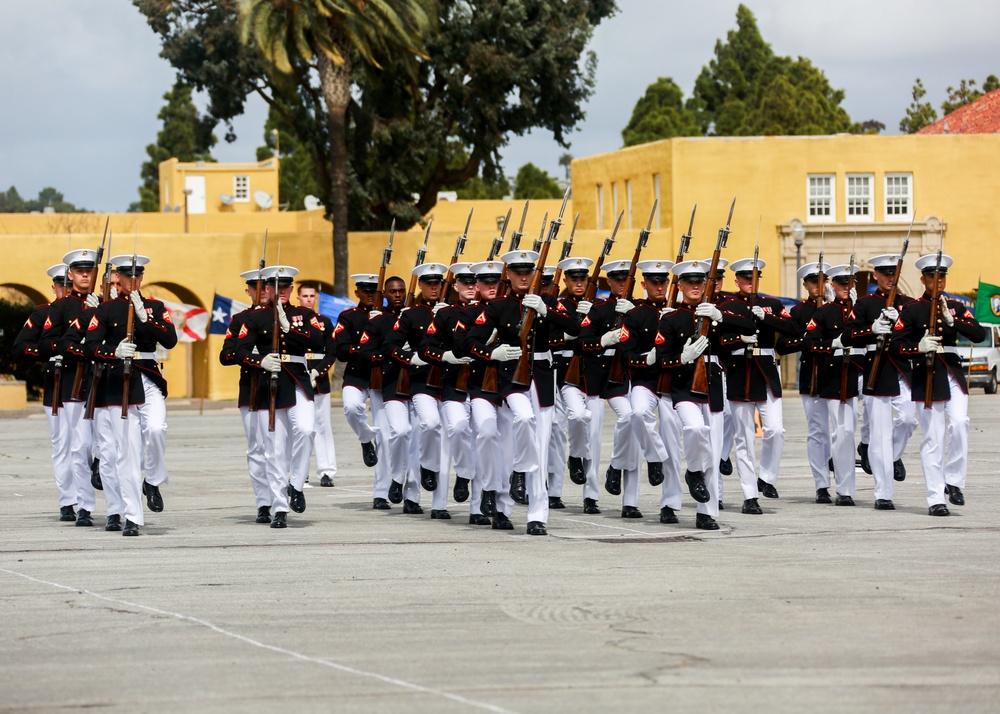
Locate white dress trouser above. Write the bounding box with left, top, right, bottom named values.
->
left=368, top=392, right=392, bottom=499
left=262, top=386, right=315, bottom=512
left=802, top=394, right=832, bottom=489
left=866, top=376, right=918, bottom=501
left=60, top=401, right=96, bottom=512
left=731, top=388, right=785, bottom=497
left=656, top=395, right=684, bottom=511
left=383, top=400, right=416, bottom=497
left=547, top=388, right=568, bottom=496
left=342, top=385, right=377, bottom=444
left=583, top=396, right=605, bottom=502
left=93, top=406, right=124, bottom=517
left=919, top=372, right=970, bottom=506
left=411, top=393, right=442, bottom=474
left=46, top=405, right=75, bottom=507
left=438, top=398, right=475, bottom=510
left=312, top=392, right=337, bottom=478
left=826, top=397, right=857, bottom=496
left=239, top=405, right=271, bottom=508
left=506, top=386, right=549, bottom=524
left=674, top=401, right=722, bottom=517
left=858, top=373, right=870, bottom=444
left=561, top=384, right=591, bottom=461
left=113, top=374, right=168, bottom=525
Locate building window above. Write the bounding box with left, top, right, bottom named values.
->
left=234, top=175, right=250, bottom=202
left=595, top=184, right=604, bottom=230
left=625, top=180, right=633, bottom=229
left=845, top=174, right=874, bottom=222
left=884, top=173, right=912, bottom=221
left=612, top=182, right=620, bottom=221
left=807, top=174, right=834, bottom=222
left=652, top=174, right=661, bottom=229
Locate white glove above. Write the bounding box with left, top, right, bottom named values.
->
left=600, top=328, right=623, bottom=347
left=433, top=302, right=448, bottom=315
left=443, top=351, right=473, bottom=365
left=740, top=334, right=758, bottom=344
left=576, top=300, right=593, bottom=316
left=918, top=332, right=942, bottom=354
left=130, top=291, right=148, bottom=323
left=115, top=341, right=137, bottom=360
left=940, top=296, right=954, bottom=326
left=109, top=286, right=119, bottom=300
left=695, top=303, right=723, bottom=322
left=410, top=353, right=427, bottom=367
left=751, top=305, right=766, bottom=321
left=882, top=306, right=899, bottom=322
left=260, top=353, right=281, bottom=373
left=824, top=286, right=835, bottom=304
left=490, top=344, right=522, bottom=362
left=872, top=317, right=892, bottom=336
left=645, top=349, right=656, bottom=366
left=85, top=293, right=100, bottom=309
left=615, top=298, right=634, bottom=314
left=849, top=287, right=858, bottom=305
left=680, top=335, right=709, bottom=365
left=309, top=369, right=319, bottom=388
left=831, top=335, right=844, bottom=350
left=275, top=299, right=290, bottom=333
left=522, top=293, right=547, bottom=317
left=369, top=309, right=382, bottom=319
left=487, top=328, right=498, bottom=343
left=659, top=306, right=675, bottom=318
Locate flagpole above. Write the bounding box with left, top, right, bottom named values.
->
left=968, top=275, right=982, bottom=391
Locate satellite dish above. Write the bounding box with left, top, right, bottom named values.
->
left=303, top=195, right=323, bottom=211
left=219, top=193, right=234, bottom=206
left=254, top=191, right=273, bottom=210
left=162, top=205, right=172, bottom=213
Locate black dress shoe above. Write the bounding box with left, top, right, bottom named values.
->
left=945, top=484, right=965, bottom=506
left=719, top=458, right=733, bottom=475
left=388, top=480, right=403, bottom=504
left=469, top=513, right=491, bottom=525
left=403, top=499, right=424, bottom=515
left=659, top=506, right=678, bottom=524
left=928, top=503, right=950, bottom=517
left=361, top=440, right=378, bottom=467
left=320, top=474, right=334, bottom=487
left=420, top=467, right=438, bottom=491
left=122, top=519, right=140, bottom=536
left=509, top=471, right=527, bottom=504
left=828, top=458, right=835, bottom=472
left=105, top=514, right=122, bottom=531
left=453, top=477, right=470, bottom=503
left=874, top=499, right=895, bottom=510
left=548, top=496, right=565, bottom=509
left=270, top=512, right=287, bottom=528
left=568, top=456, right=586, bottom=485
left=647, top=461, right=664, bottom=486
left=142, top=481, right=163, bottom=512
left=893, top=459, right=906, bottom=482
left=741, top=498, right=762, bottom=515
left=526, top=520, right=548, bottom=536
left=835, top=494, right=856, bottom=506
left=605, top=465, right=622, bottom=496
left=582, top=498, right=601, bottom=515
left=91, top=457, right=103, bottom=490
left=256, top=506, right=272, bottom=523
left=815, top=488, right=833, bottom=504
left=858, top=442, right=872, bottom=475
left=685, top=469, right=710, bottom=503
left=695, top=513, right=720, bottom=530
left=757, top=478, right=779, bottom=499
left=621, top=505, right=643, bottom=519
left=492, top=512, right=514, bottom=530
left=481, top=490, right=497, bottom=516
left=288, top=485, right=306, bottom=513
left=372, top=498, right=391, bottom=510
left=59, top=505, right=77, bottom=522
left=431, top=509, right=451, bottom=520
left=76, top=508, right=93, bottom=527
left=718, top=501, right=725, bottom=511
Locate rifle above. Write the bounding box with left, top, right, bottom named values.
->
left=550, top=213, right=579, bottom=290
left=512, top=187, right=571, bottom=386
left=867, top=227, right=912, bottom=391
left=396, top=220, right=432, bottom=397
left=248, top=230, right=268, bottom=412
left=924, top=246, right=945, bottom=409
left=743, top=224, right=761, bottom=401
left=268, top=245, right=282, bottom=432
left=496, top=202, right=529, bottom=301
left=608, top=200, right=658, bottom=384
left=655, top=205, right=696, bottom=396
left=690, top=197, right=736, bottom=396
left=808, top=241, right=827, bottom=397
left=84, top=227, right=114, bottom=420
left=369, top=220, right=395, bottom=391
left=71, top=216, right=110, bottom=402
left=563, top=211, right=622, bottom=387
left=121, top=230, right=139, bottom=419
left=839, top=241, right=857, bottom=404
left=443, top=209, right=473, bottom=302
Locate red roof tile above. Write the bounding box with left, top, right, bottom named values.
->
left=918, top=88, right=1000, bottom=134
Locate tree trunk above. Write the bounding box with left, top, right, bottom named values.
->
left=316, top=44, right=352, bottom=295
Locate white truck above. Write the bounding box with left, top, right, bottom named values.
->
left=958, top=325, right=1000, bottom=394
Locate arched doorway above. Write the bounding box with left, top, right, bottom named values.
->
left=143, top=281, right=209, bottom=399
left=0, top=283, right=49, bottom=307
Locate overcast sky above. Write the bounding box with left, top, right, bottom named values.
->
left=1, top=0, right=997, bottom=213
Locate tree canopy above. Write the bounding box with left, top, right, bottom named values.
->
left=513, top=163, right=563, bottom=200
left=899, top=74, right=999, bottom=133
left=0, top=186, right=86, bottom=213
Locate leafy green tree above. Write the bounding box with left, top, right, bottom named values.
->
left=513, top=163, right=562, bottom=199
left=941, top=75, right=999, bottom=115
left=558, top=153, right=573, bottom=181
left=0, top=186, right=85, bottom=213
left=256, top=109, right=321, bottom=211
left=138, top=79, right=216, bottom=212
left=622, top=77, right=700, bottom=146
left=899, top=78, right=938, bottom=133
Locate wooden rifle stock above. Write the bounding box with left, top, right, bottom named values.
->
left=657, top=206, right=697, bottom=396
left=268, top=299, right=280, bottom=432
left=924, top=250, right=944, bottom=408
left=121, top=301, right=135, bottom=419
left=482, top=203, right=529, bottom=393
left=564, top=231, right=617, bottom=387
left=512, top=225, right=559, bottom=386
left=84, top=258, right=114, bottom=420
left=839, top=254, right=857, bottom=404
left=867, top=237, right=910, bottom=392
left=691, top=198, right=736, bottom=396
left=808, top=256, right=826, bottom=397
left=396, top=221, right=432, bottom=397
left=743, top=258, right=760, bottom=402
left=71, top=219, right=109, bottom=402
left=608, top=205, right=655, bottom=384
left=370, top=222, right=395, bottom=391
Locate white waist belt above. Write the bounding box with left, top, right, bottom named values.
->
left=705, top=355, right=719, bottom=365
left=602, top=348, right=616, bottom=357
left=559, top=350, right=573, bottom=358
left=834, top=348, right=864, bottom=356
left=534, top=350, right=553, bottom=362
left=280, top=354, right=308, bottom=365
left=942, top=346, right=960, bottom=355
left=135, top=352, right=159, bottom=361
left=305, top=352, right=324, bottom=360
left=750, top=348, right=775, bottom=357
left=48, top=357, right=60, bottom=363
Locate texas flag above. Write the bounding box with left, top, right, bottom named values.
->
left=159, top=299, right=210, bottom=342
left=209, top=293, right=250, bottom=335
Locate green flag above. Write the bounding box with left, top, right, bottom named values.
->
left=975, top=280, right=1000, bottom=325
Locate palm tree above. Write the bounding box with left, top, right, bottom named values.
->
left=239, top=0, right=433, bottom=293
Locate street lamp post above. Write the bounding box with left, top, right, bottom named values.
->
left=791, top=219, right=805, bottom=300
left=183, top=188, right=193, bottom=234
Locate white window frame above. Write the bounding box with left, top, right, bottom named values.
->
left=612, top=182, right=620, bottom=222
left=595, top=184, right=604, bottom=230
left=652, top=174, right=661, bottom=229
left=625, top=179, right=633, bottom=229
left=884, top=172, right=912, bottom=222
left=806, top=174, right=835, bottom=223
left=233, top=175, right=250, bottom=202
left=845, top=173, right=874, bottom=223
